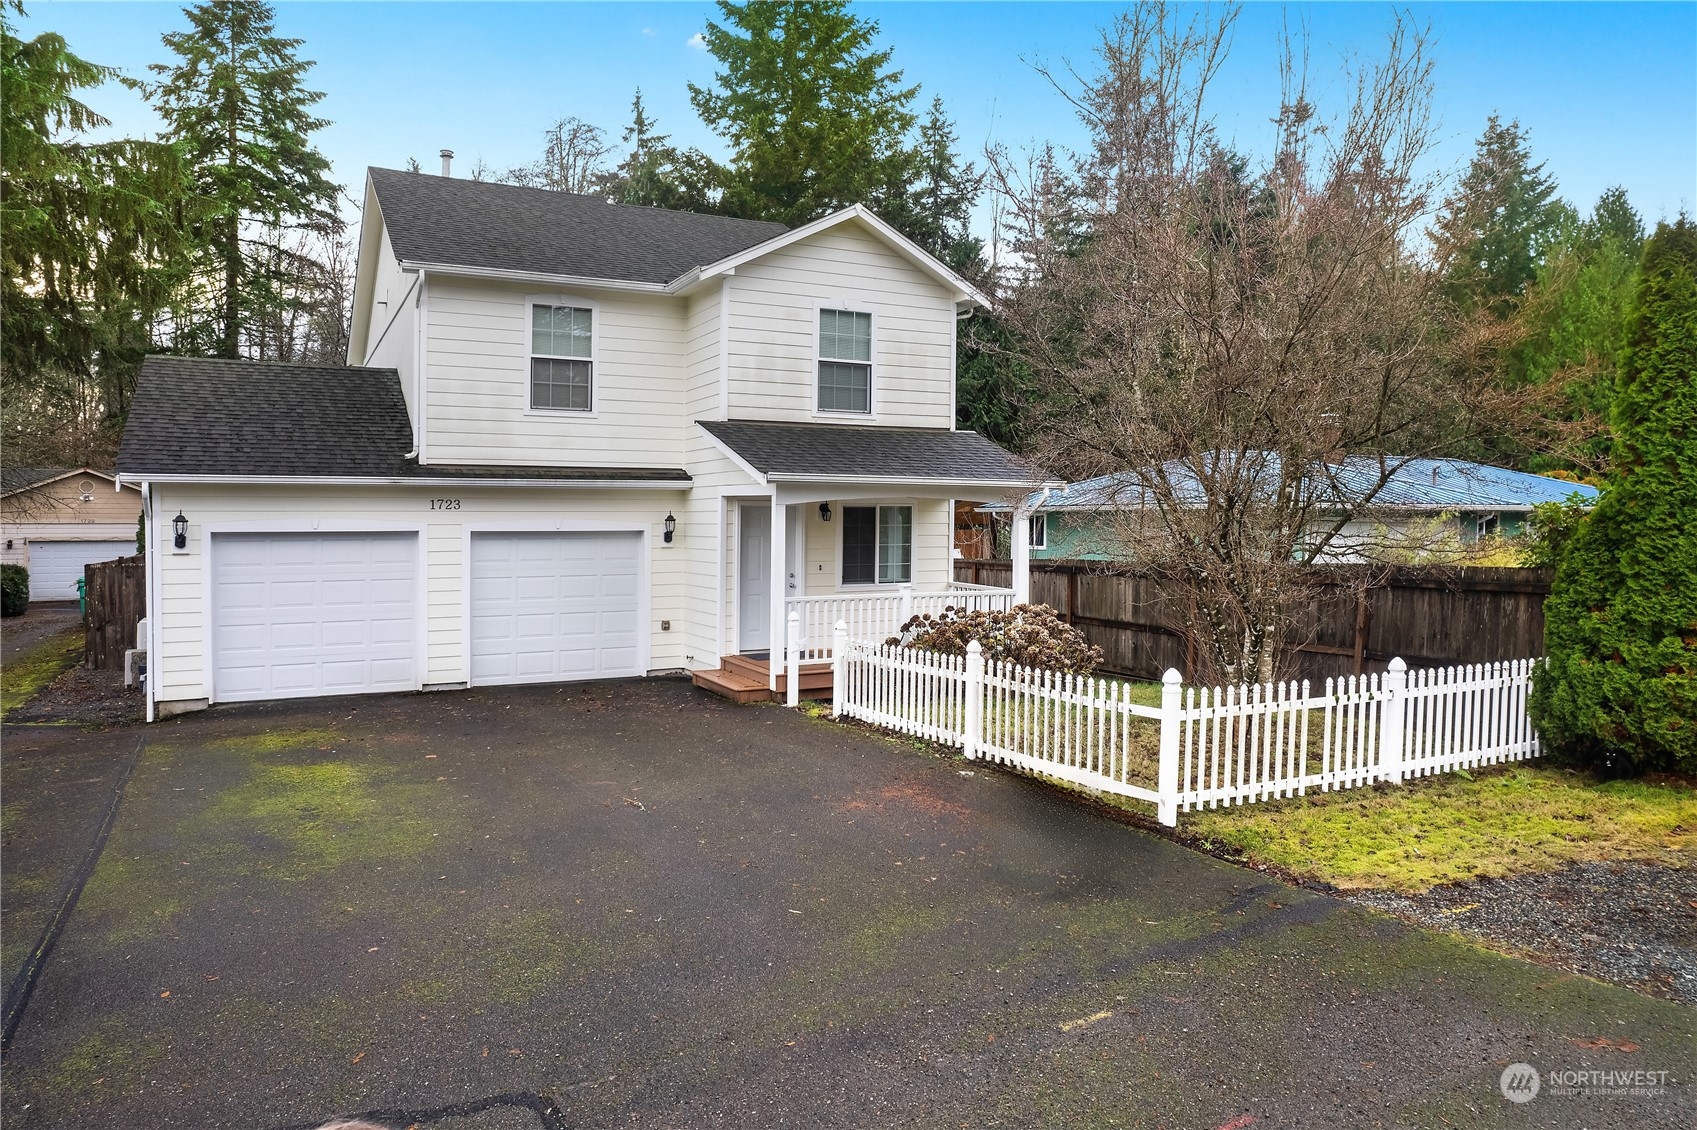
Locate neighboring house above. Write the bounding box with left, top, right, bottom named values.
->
left=1, top=468, right=142, bottom=601
left=987, top=457, right=1599, bottom=563
left=116, top=169, right=1049, bottom=719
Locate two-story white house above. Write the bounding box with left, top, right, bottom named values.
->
left=117, top=168, right=1049, bottom=719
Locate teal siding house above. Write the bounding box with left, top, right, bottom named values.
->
left=986, top=457, right=1598, bottom=564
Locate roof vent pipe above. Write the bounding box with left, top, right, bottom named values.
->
left=439, top=149, right=454, bottom=177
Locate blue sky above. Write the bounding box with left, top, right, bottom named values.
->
left=18, top=1, right=1697, bottom=237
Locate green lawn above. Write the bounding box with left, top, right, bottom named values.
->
left=1, top=625, right=84, bottom=719
left=1186, top=763, right=1695, bottom=893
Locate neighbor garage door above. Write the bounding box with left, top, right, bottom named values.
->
left=211, top=532, right=418, bottom=703
left=27, top=540, right=136, bottom=602
left=469, top=531, right=642, bottom=686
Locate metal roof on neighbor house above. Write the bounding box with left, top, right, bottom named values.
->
left=118, top=356, right=689, bottom=483
left=992, top=455, right=1599, bottom=513
left=369, top=167, right=788, bottom=285
left=698, top=419, right=1046, bottom=484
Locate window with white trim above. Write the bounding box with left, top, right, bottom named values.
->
left=817, top=309, right=871, bottom=413
left=531, top=304, right=593, bottom=411
left=842, top=505, right=911, bottom=584
left=1028, top=513, right=1047, bottom=550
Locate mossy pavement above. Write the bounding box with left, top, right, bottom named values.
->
left=1, top=678, right=1692, bottom=1129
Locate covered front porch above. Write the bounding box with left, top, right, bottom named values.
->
left=693, top=482, right=1038, bottom=703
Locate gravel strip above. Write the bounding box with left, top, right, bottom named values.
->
left=1347, top=860, right=1697, bottom=1004
left=7, top=664, right=142, bottom=728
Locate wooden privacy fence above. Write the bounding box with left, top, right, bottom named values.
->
left=953, top=559, right=1553, bottom=682
left=84, top=554, right=145, bottom=671
left=829, top=620, right=1542, bottom=827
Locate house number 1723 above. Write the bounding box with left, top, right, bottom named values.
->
left=429, top=498, right=461, bottom=510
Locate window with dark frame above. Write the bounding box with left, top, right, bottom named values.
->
left=1029, top=513, right=1047, bottom=550
left=531, top=304, right=593, bottom=411
left=841, top=504, right=912, bottom=585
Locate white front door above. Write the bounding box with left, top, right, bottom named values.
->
left=210, top=532, right=419, bottom=702
left=737, top=505, right=769, bottom=653
left=468, top=531, right=643, bottom=686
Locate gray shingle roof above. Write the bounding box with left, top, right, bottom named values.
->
left=119, top=356, right=688, bottom=483
left=698, top=420, right=1042, bottom=483
left=1, top=466, right=72, bottom=495
left=369, top=167, right=788, bottom=285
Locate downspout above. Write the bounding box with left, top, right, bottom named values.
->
left=142, top=481, right=157, bottom=723
left=409, top=271, right=427, bottom=463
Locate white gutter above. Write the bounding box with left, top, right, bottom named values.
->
left=765, top=473, right=1064, bottom=489
left=398, top=260, right=671, bottom=295
left=118, top=474, right=690, bottom=490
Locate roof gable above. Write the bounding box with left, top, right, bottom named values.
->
left=1, top=466, right=128, bottom=497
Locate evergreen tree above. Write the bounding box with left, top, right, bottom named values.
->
left=149, top=0, right=340, bottom=359
left=1531, top=218, right=1697, bottom=774
left=1431, top=115, right=1572, bottom=316
left=600, top=90, right=708, bottom=210
left=1512, top=188, right=1645, bottom=473
left=688, top=0, right=919, bottom=226
left=880, top=96, right=983, bottom=269
left=1, top=4, right=197, bottom=464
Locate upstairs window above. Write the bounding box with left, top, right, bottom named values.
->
left=842, top=505, right=911, bottom=585
left=531, top=304, right=593, bottom=411
left=817, top=309, right=872, bottom=414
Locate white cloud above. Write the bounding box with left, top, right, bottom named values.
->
left=641, top=27, right=655, bottom=37
left=687, top=32, right=707, bottom=51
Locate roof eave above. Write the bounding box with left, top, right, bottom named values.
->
left=686, top=205, right=991, bottom=308
left=115, top=472, right=690, bottom=489
left=396, top=260, right=673, bottom=294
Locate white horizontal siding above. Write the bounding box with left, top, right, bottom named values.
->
left=726, top=222, right=956, bottom=428
left=423, top=280, right=691, bottom=468
left=149, top=483, right=691, bottom=707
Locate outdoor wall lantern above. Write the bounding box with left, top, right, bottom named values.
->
left=663, top=512, right=676, bottom=543
left=819, top=502, right=832, bottom=522
left=172, top=512, right=188, bottom=550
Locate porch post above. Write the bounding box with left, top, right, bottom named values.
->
left=1011, top=506, right=1033, bottom=605
left=768, top=496, right=786, bottom=692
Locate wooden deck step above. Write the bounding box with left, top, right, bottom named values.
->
left=723, top=653, right=834, bottom=692
left=690, top=666, right=772, bottom=704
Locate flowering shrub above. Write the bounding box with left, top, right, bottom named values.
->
left=886, top=603, right=1103, bottom=674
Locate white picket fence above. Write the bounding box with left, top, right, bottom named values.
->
left=828, top=620, right=1542, bottom=826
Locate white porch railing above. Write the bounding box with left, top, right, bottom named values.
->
left=786, top=583, right=1017, bottom=662
left=829, top=623, right=1543, bottom=827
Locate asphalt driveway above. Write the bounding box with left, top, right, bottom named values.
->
left=1, top=678, right=1691, bottom=1129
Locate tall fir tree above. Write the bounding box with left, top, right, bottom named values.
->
left=2, top=4, right=198, bottom=464
left=1431, top=115, right=1572, bottom=317
left=1531, top=218, right=1697, bottom=773
left=688, top=0, right=919, bottom=226
left=149, top=0, right=340, bottom=359
left=601, top=90, right=708, bottom=210
left=881, top=96, right=983, bottom=270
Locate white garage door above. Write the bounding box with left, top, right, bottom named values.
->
left=469, top=531, right=642, bottom=686
left=27, top=540, right=135, bottom=601
left=211, top=532, right=418, bottom=703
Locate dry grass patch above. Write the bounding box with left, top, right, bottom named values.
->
left=1188, top=764, right=1695, bottom=894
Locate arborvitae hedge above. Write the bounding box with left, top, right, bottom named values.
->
left=1531, top=218, right=1697, bottom=774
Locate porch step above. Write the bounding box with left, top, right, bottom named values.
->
left=724, top=653, right=834, bottom=692
left=690, top=666, right=773, bottom=704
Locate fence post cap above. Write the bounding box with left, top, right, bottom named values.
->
left=1161, top=668, right=1183, bottom=685
left=787, top=609, right=799, bottom=624
left=1388, top=656, right=1407, bottom=672
left=966, top=639, right=983, bottom=655
left=833, top=618, right=847, bottom=632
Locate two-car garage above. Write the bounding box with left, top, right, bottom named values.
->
left=207, top=529, right=644, bottom=704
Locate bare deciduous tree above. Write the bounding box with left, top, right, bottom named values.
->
left=991, top=3, right=1515, bottom=684
left=505, top=116, right=614, bottom=195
